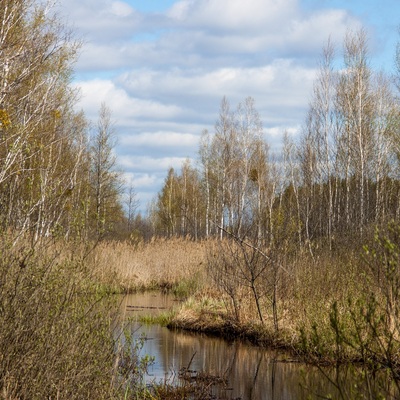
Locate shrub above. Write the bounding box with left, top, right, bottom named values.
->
left=0, top=238, right=118, bottom=399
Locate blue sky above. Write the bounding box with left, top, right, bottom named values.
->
left=62, top=0, right=400, bottom=213
left=127, top=0, right=176, bottom=12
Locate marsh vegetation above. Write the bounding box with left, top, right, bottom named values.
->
left=89, top=234, right=400, bottom=399
left=2, top=0, right=400, bottom=398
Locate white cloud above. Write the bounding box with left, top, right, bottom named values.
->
left=76, top=44, right=126, bottom=71
left=74, top=79, right=182, bottom=122
left=119, top=155, right=191, bottom=172
left=286, top=9, right=362, bottom=51
left=116, top=59, right=317, bottom=126
left=162, top=0, right=360, bottom=61
left=264, top=125, right=301, bottom=150
left=111, top=1, right=134, bottom=17
left=70, top=0, right=361, bottom=73
left=124, top=172, right=158, bottom=188
left=62, top=0, right=142, bottom=42
left=120, top=131, right=199, bottom=148
left=168, top=0, right=298, bottom=33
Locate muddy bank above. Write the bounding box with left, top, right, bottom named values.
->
left=167, top=307, right=295, bottom=353
left=167, top=303, right=366, bottom=367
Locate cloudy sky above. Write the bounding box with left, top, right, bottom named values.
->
left=61, top=0, right=400, bottom=213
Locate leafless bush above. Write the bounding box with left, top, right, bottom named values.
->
left=0, top=237, right=118, bottom=399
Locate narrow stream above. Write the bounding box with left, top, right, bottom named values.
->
left=118, top=292, right=397, bottom=400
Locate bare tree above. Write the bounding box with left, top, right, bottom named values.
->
left=90, top=103, right=124, bottom=238
left=336, top=29, right=374, bottom=236
left=199, top=129, right=212, bottom=237
left=210, top=224, right=282, bottom=331
left=304, top=39, right=338, bottom=248
left=125, top=182, right=139, bottom=234
left=199, top=97, right=265, bottom=239
left=282, top=132, right=302, bottom=248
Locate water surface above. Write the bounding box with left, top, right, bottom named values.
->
left=118, top=292, right=397, bottom=400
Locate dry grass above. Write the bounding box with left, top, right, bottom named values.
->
left=87, top=235, right=400, bottom=372
left=169, top=246, right=372, bottom=357
left=89, top=237, right=209, bottom=293
left=90, top=237, right=362, bottom=354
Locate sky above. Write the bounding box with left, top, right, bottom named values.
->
left=60, top=0, right=400, bottom=213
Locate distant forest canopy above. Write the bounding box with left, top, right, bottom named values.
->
left=149, top=29, right=400, bottom=250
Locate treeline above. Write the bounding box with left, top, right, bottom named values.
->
left=150, top=29, right=400, bottom=252
left=0, top=0, right=125, bottom=244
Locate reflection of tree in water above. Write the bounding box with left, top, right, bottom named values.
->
left=124, top=294, right=400, bottom=399
left=249, top=351, right=263, bottom=400
left=138, top=325, right=363, bottom=399
left=300, top=364, right=400, bottom=400
left=165, top=336, right=313, bottom=399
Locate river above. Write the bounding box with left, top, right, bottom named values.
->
left=117, top=292, right=397, bottom=400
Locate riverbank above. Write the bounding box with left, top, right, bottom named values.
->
left=93, top=235, right=400, bottom=376
left=167, top=293, right=289, bottom=348
left=123, top=292, right=373, bottom=400
left=86, top=232, right=400, bottom=398
left=113, top=239, right=347, bottom=359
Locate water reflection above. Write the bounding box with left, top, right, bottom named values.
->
left=119, top=293, right=399, bottom=400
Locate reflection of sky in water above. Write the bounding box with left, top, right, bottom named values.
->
left=119, top=293, right=398, bottom=400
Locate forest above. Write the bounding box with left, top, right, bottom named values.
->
left=1, top=0, right=400, bottom=398
left=150, top=31, right=400, bottom=253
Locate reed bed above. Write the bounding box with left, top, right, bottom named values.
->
left=89, top=237, right=209, bottom=293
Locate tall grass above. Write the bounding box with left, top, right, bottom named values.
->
left=87, top=237, right=366, bottom=356
left=84, top=233, right=400, bottom=366
left=89, top=237, right=208, bottom=294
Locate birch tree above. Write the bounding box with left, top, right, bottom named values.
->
left=306, top=40, right=338, bottom=247
left=199, top=97, right=265, bottom=238
left=336, top=29, right=374, bottom=236
left=89, top=103, right=124, bottom=238
left=0, top=0, right=90, bottom=243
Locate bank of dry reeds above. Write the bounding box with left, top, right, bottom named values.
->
left=88, top=237, right=374, bottom=361
left=87, top=236, right=364, bottom=358
left=88, top=237, right=209, bottom=293
left=164, top=233, right=400, bottom=375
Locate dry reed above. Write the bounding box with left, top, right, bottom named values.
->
left=89, top=237, right=209, bottom=292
